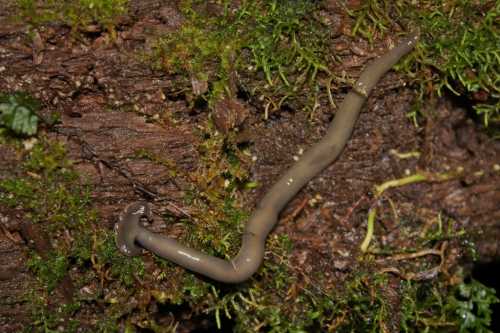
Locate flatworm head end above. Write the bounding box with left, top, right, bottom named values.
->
left=115, top=202, right=151, bottom=256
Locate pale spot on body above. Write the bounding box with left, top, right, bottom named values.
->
left=178, top=250, right=200, bottom=262
left=121, top=244, right=131, bottom=255
left=133, top=206, right=145, bottom=215
left=355, top=82, right=368, bottom=96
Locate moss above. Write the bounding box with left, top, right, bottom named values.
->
left=2, top=3, right=498, bottom=331
left=0, top=139, right=88, bottom=328
left=350, top=0, right=500, bottom=127
left=348, top=1, right=394, bottom=43
left=416, top=1, right=499, bottom=126
left=193, top=235, right=301, bottom=332
left=15, top=0, right=128, bottom=35
left=181, top=134, right=254, bottom=259
left=94, top=230, right=145, bottom=287
left=24, top=287, right=82, bottom=333
left=0, top=136, right=146, bottom=331
left=0, top=139, right=92, bottom=227
left=449, top=279, right=499, bottom=332
left=148, top=0, right=333, bottom=114
left=27, top=251, right=69, bottom=292
left=401, top=279, right=499, bottom=332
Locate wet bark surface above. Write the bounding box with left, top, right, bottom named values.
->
left=0, top=0, right=499, bottom=331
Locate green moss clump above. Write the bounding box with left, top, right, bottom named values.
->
left=0, top=137, right=145, bottom=331
left=401, top=279, right=499, bottom=333
left=27, top=251, right=69, bottom=292
left=183, top=268, right=499, bottom=332
left=16, top=0, right=128, bottom=34
left=350, top=0, right=500, bottom=127
left=415, top=1, right=500, bottom=126
left=348, top=1, right=393, bottom=42
left=149, top=0, right=332, bottom=113
left=26, top=290, right=81, bottom=333
left=0, top=140, right=92, bottom=227
left=450, top=280, right=499, bottom=332
left=93, top=230, right=145, bottom=287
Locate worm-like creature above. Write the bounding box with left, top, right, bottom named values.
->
left=116, top=32, right=419, bottom=283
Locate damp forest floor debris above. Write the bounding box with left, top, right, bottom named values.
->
left=0, top=0, right=499, bottom=332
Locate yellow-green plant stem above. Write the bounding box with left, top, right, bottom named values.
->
left=361, top=169, right=462, bottom=252
left=389, top=149, right=421, bottom=159
left=374, top=173, right=427, bottom=197
left=360, top=208, right=377, bottom=253
left=374, top=170, right=461, bottom=197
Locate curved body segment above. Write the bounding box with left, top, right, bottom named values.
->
left=116, top=32, right=419, bottom=283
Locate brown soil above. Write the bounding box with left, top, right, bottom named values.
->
left=1, top=0, right=499, bottom=331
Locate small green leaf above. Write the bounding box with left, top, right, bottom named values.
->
left=0, top=92, right=40, bottom=136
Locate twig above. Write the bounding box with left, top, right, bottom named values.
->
left=378, top=242, right=448, bottom=281
left=377, top=247, right=442, bottom=263
left=339, top=195, right=367, bottom=225
left=0, top=217, right=20, bottom=244
left=326, top=76, right=336, bottom=109
left=281, top=197, right=308, bottom=224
